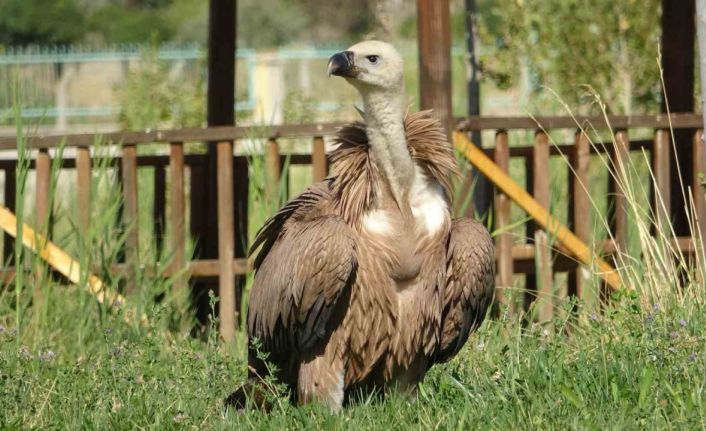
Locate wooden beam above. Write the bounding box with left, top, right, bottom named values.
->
left=217, top=140, right=235, bottom=343
left=662, top=0, right=695, bottom=238
left=265, top=138, right=281, bottom=203
left=653, top=129, right=671, bottom=233
left=661, top=0, right=695, bottom=114
left=169, top=142, right=187, bottom=290
left=493, top=131, right=512, bottom=306
left=457, top=113, right=704, bottom=131
left=207, top=0, right=236, bottom=128
left=153, top=166, right=166, bottom=259
left=454, top=131, right=623, bottom=292
left=3, top=114, right=706, bottom=149
left=417, top=0, right=452, bottom=134
left=312, top=136, right=327, bottom=183
left=207, top=0, right=237, bottom=335
left=610, top=130, right=630, bottom=253
left=35, top=149, right=51, bottom=233
left=692, top=130, right=706, bottom=254
left=569, top=130, right=591, bottom=299
left=121, top=144, right=139, bottom=293
left=189, top=258, right=249, bottom=277
left=76, top=147, right=91, bottom=237
left=532, top=131, right=553, bottom=321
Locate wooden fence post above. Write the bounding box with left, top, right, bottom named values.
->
left=569, top=129, right=590, bottom=299
left=170, top=142, right=187, bottom=290
left=265, top=138, right=281, bottom=203
left=312, top=136, right=327, bottom=183
left=653, top=129, right=671, bottom=234
left=217, top=140, right=236, bottom=343
left=611, top=130, right=630, bottom=254
left=76, top=146, right=91, bottom=237
left=121, top=144, right=139, bottom=293
left=417, top=0, right=452, bottom=134
left=692, top=130, right=706, bottom=254
left=36, top=149, right=51, bottom=233
left=34, top=149, right=52, bottom=302
left=494, top=130, right=512, bottom=308
left=533, top=131, right=553, bottom=322
left=153, top=166, right=166, bottom=259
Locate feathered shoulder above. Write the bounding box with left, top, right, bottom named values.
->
left=329, top=109, right=459, bottom=224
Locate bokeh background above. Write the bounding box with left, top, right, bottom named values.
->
left=0, top=0, right=665, bottom=134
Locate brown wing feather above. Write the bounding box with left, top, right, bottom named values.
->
left=248, top=183, right=357, bottom=353
left=329, top=123, right=376, bottom=225
left=435, top=218, right=495, bottom=363
left=249, top=179, right=334, bottom=269
left=405, top=110, right=460, bottom=199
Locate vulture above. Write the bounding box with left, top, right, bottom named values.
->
left=237, top=41, right=495, bottom=411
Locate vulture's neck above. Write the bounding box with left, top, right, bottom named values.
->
left=361, top=90, right=414, bottom=211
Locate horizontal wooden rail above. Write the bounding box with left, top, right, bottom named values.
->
left=457, top=112, right=703, bottom=131
left=0, top=122, right=348, bottom=148
left=1, top=113, right=701, bottom=149
left=6, top=235, right=699, bottom=284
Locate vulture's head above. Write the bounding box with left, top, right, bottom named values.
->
left=327, top=41, right=404, bottom=94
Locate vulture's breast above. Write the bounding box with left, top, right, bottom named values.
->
left=408, top=168, right=449, bottom=237
left=360, top=169, right=450, bottom=282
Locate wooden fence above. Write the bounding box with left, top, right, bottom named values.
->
left=0, top=113, right=704, bottom=333
left=459, top=114, right=705, bottom=321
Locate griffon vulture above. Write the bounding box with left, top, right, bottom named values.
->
left=238, top=41, right=494, bottom=410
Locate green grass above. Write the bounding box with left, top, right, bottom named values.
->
left=1, top=288, right=705, bottom=429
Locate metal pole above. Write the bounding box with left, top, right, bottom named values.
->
left=465, top=0, right=492, bottom=220
left=465, top=0, right=480, bottom=130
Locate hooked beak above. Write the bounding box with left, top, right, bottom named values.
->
left=327, top=51, right=356, bottom=77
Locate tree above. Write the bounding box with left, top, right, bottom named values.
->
left=0, top=0, right=86, bottom=45
left=88, top=4, right=175, bottom=43
left=475, top=0, right=661, bottom=114
left=237, top=0, right=309, bottom=48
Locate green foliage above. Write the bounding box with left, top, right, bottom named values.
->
left=282, top=89, right=317, bottom=124
left=0, top=0, right=87, bottom=45
left=0, top=0, right=376, bottom=48
left=475, top=0, right=662, bottom=114
left=0, top=0, right=207, bottom=46
left=116, top=46, right=205, bottom=129
left=296, top=0, right=375, bottom=45
left=236, top=0, right=376, bottom=48
left=88, top=4, right=175, bottom=44
left=163, top=0, right=208, bottom=43
left=238, top=0, right=310, bottom=48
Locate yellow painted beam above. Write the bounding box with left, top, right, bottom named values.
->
left=0, top=206, right=144, bottom=321
left=453, top=131, right=624, bottom=292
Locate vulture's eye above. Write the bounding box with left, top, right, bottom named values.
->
left=366, top=55, right=380, bottom=64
